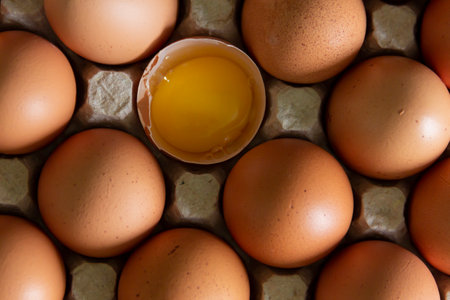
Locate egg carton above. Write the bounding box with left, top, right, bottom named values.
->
left=0, top=0, right=449, bottom=299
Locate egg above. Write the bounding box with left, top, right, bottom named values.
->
left=315, top=240, right=440, bottom=300
left=241, top=0, right=367, bottom=84
left=326, top=55, right=450, bottom=180
left=0, top=30, right=76, bottom=155
left=420, top=0, right=450, bottom=88
left=0, top=215, right=66, bottom=300
left=118, top=228, right=250, bottom=300
left=38, top=128, right=165, bottom=257
left=223, top=138, right=354, bottom=268
left=408, top=158, right=450, bottom=275
left=44, top=0, right=178, bottom=65
left=137, top=37, right=266, bottom=164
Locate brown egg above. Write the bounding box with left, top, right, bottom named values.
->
left=315, top=240, right=440, bottom=300
left=223, top=138, right=353, bottom=268
left=409, top=158, right=450, bottom=275
left=118, top=228, right=250, bottom=300
left=0, top=215, right=66, bottom=300
left=326, top=55, right=450, bottom=180
left=44, top=0, right=178, bottom=65
left=421, top=0, right=450, bottom=88
left=0, top=30, right=76, bottom=155
left=38, top=128, right=165, bottom=257
left=241, top=0, right=366, bottom=84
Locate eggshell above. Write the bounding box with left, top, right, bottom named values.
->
left=326, top=55, right=450, bottom=180
left=241, top=0, right=366, bottom=84
left=118, top=228, right=250, bottom=300
left=137, top=37, right=266, bottom=164
left=0, top=215, right=66, bottom=300
left=0, top=30, right=76, bottom=155
left=38, top=128, right=165, bottom=257
left=421, top=0, right=450, bottom=88
left=409, top=158, right=450, bottom=275
left=223, top=138, right=354, bottom=268
left=44, top=0, right=178, bottom=65
left=315, top=240, right=440, bottom=300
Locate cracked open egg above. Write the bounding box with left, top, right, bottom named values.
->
left=137, top=37, right=266, bottom=164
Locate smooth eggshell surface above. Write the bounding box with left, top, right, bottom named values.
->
left=409, top=158, right=450, bottom=275
left=223, top=138, right=354, bottom=268
left=44, top=0, right=178, bottom=65
left=38, top=128, right=165, bottom=258
left=326, top=55, right=450, bottom=180
left=118, top=228, right=250, bottom=300
left=421, top=0, right=450, bottom=88
left=0, top=30, right=76, bottom=155
left=315, top=240, right=440, bottom=300
left=241, top=0, right=366, bottom=83
left=0, top=215, right=66, bottom=300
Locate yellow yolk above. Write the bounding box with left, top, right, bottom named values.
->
left=151, top=56, right=253, bottom=154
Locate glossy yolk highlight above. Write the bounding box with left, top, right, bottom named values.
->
left=151, top=56, right=253, bottom=154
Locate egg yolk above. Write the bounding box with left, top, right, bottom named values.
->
left=151, top=56, right=253, bottom=154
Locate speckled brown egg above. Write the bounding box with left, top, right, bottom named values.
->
left=44, top=0, right=178, bottom=65
left=223, top=138, right=354, bottom=268
left=0, top=215, right=66, bottom=300
left=409, top=158, right=450, bottom=275
left=118, top=228, right=250, bottom=300
left=0, top=30, right=76, bottom=155
left=315, top=240, right=440, bottom=300
left=38, top=128, right=165, bottom=258
left=241, top=0, right=366, bottom=84
left=326, top=55, right=450, bottom=180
